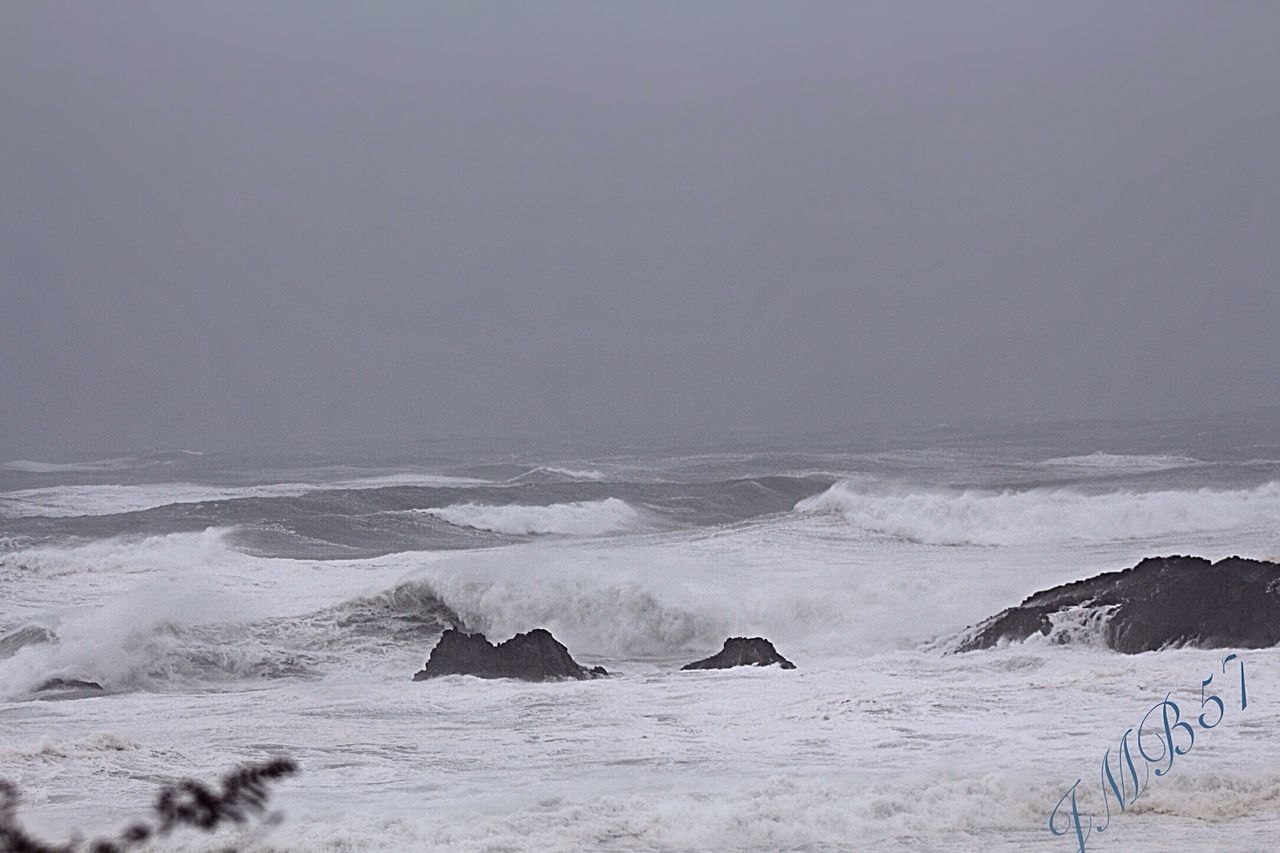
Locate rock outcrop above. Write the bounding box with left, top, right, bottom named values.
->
left=681, top=637, right=796, bottom=670
left=954, top=555, right=1280, bottom=654
left=35, top=678, right=104, bottom=693
left=413, top=628, right=607, bottom=681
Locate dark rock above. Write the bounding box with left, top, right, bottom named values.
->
left=954, top=555, right=1280, bottom=654
left=36, top=678, right=104, bottom=692
left=412, top=628, right=607, bottom=681
left=954, top=606, right=1056, bottom=651
left=681, top=637, right=796, bottom=670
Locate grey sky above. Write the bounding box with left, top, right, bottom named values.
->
left=2, top=1, right=1278, bottom=457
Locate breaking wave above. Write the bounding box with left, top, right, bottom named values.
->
left=1036, top=452, right=1204, bottom=473
left=0, top=473, right=491, bottom=519
left=0, top=574, right=463, bottom=699
left=506, top=465, right=609, bottom=483
left=0, top=609, right=323, bottom=700
left=420, top=498, right=645, bottom=537
left=0, top=527, right=234, bottom=577
left=0, top=625, right=57, bottom=659
left=405, top=573, right=724, bottom=659
left=795, top=480, right=1280, bottom=546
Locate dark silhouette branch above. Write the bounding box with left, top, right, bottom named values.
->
left=1, top=758, right=298, bottom=853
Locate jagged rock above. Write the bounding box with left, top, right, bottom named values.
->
left=36, top=678, right=104, bottom=692
left=681, top=637, right=796, bottom=670
left=412, top=628, right=607, bottom=681
left=954, top=555, right=1280, bottom=654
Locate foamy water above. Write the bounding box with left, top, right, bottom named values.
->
left=0, top=473, right=490, bottom=519
left=2, top=432, right=1279, bottom=851
left=418, top=497, right=646, bottom=537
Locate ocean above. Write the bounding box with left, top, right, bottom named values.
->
left=2, top=414, right=1278, bottom=851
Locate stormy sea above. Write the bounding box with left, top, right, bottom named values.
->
left=3, top=413, right=1278, bottom=851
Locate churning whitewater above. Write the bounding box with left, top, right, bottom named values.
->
left=2, top=426, right=1279, bottom=851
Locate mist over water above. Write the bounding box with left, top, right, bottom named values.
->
left=3, top=2, right=1280, bottom=457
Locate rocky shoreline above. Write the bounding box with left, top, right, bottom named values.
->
left=953, top=555, right=1280, bottom=654
left=409, top=555, right=1280, bottom=682
left=16, top=555, right=1278, bottom=693
left=413, top=631, right=799, bottom=682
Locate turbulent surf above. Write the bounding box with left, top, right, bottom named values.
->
left=2, top=417, right=1279, bottom=850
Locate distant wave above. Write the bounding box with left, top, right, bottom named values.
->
left=1036, top=452, right=1203, bottom=473
left=3, top=457, right=138, bottom=474
left=795, top=480, right=1280, bottom=546
left=506, top=465, right=609, bottom=483
left=539, top=466, right=607, bottom=481
left=1, top=450, right=204, bottom=473
left=0, top=483, right=310, bottom=519
left=0, top=473, right=490, bottom=519
left=419, top=497, right=643, bottom=536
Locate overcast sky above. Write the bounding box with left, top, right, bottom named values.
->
left=2, top=1, right=1277, bottom=457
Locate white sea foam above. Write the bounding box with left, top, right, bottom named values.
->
left=0, top=587, right=240, bottom=698
left=405, top=570, right=722, bottom=658
left=6, top=732, right=140, bottom=760
left=506, top=465, right=610, bottom=482
left=333, top=472, right=492, bottom=489
left=6, top=646, right=1278, bottom=852
left=539, top=466, right=608, bottom=480
left=0, top=527, right=235, bottom=582
left=4, top=454, right=1280, bottom=851
left=1036, top=603, right=1119, bottom=648
left=388, top=512, right=1097, bottom=660
left=2, top=458, right=136, bottom=474
left=0, top=531, right=431, bottom=698
left=0, top=473, right=490, bottom=519
left=1037, top=452, right=1204, bottom=473
left=420, top=497, right=644, bottom=537
left=795, top=480, right=1280, bottom=547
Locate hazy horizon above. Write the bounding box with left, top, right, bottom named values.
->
left=4, top=1, right=1278, bottom=458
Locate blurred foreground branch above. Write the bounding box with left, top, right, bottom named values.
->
left=1, top=758, right=298, bottom=853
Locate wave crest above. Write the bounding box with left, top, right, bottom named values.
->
left=420, top=498, right=644, bottom=536
left=0, top=577, right=464, bottom=699
left=407, top=574, right=724, bottom=659
left=0, top=473, right=489, bottom=519
left=1036, top=452, right=1203, bottom=473
left=795, top=480, right=1280, bottom=546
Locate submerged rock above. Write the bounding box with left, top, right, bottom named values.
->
left=954, top=555, right=1280, bottom=654
left=36, top=678, right=104, bottom=692
left=413, top=628, right=608, bottom=681
left=681, top=637, right=796, bottom=670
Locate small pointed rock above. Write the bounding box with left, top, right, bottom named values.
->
left=682, top=637, right=795, bottom=670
